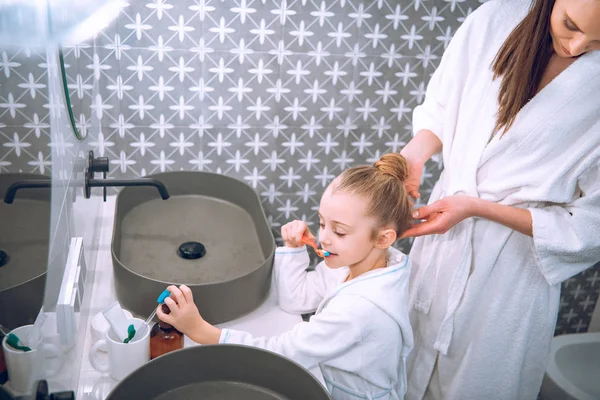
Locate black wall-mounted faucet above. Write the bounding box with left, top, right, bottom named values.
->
left=85, top=151, right=170, bottom=201
left=3, top=180, right=51, bottom=204
left=3, top=152, right=170, bottom=204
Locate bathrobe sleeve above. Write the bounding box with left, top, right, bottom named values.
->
left=530, top=164, right=600, bottom=285
left=412, top=4, right=484, bottom=145
left=273, top=247, right=329, bottom=314
left=219, top=294, right=365, bottom=370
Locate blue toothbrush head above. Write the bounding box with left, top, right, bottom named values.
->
left=323, top=251, right=330, bottom=257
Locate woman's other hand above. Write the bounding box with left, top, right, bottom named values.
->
left=401, top=195, right=476, bottom=238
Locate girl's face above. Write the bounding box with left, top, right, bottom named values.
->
left=317, top=187, right=388, bottom=271
left=550, top=0, right=600, bottom=58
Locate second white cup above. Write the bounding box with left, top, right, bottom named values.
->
left=89, top=318, right=150, bottom=381
left=2, top=324, right=64, bottom=393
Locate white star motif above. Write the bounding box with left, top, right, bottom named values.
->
left=189, top=151, right=212, bottom=171
left=149, top=76, right=174, bottom=101
left=289, top=20, right=314, bottom=47
left=169, top=132, right=194, bottom=156
left=230, top=39, right=254, bottom=64
left=249, top=58, right=273, bottom=84
left=207, top=132, right=232, bottom=156
left=169, top=15, right=194, bottom=42
left=226, top=150, right=249, bottom=172
left=127, top=55, right=153, bottom=81
left=125, top=13, right=152, bottom=40
left=250, top=19, right=275, bottom=45
left=146, top=0, right=173, bottom=20
left=311, top=1, right=334, bottom=27
left=151, top=150, right=175, bottom=172
left=130, top=132, right=155, bottom=156
left=318, top=133, right=339, bottom=155
left=349, top=3, right=371, bottom=28
left=210, top=17, right=235, bottom=44
left=189, top=78, right=214, bottom=101
left=231, top=0, right=256, bottom=24
left=228, top=115, right=250, bottom=138
left=245, top=133, right=268, bottom=155
left=3, top=132, right=31, bottom=156
left=208, top=97, right=233, bottom=120
left=271, top=0, right=296, bottom=25
left=150, top=114, right=174, bottom=138
left=149, top=36, right=173, bottom=61
left=188, top=0, right=215, bottom=22
left=190, top=38, right=214, bottom=62
left=209, top=58, right=234, bottom=83
left=18, top=73, right=46, bottom=99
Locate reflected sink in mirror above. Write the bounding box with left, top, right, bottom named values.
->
left=0, top=173, right=51, bottom=329
left=112, top=171, right=276, bottom=324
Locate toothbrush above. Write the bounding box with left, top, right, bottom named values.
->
left=130, top=289, right=171, bottom=342
left=301, top=235, right=330, bottom=258
left=0, top=324, right=31, bottom=352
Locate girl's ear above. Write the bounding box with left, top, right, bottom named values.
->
left=375, top=227, right=397, bottom=249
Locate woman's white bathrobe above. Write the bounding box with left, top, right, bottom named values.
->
left=406, top=0, right=600, bottom=399
left=220, top=246, right=414, bottom=400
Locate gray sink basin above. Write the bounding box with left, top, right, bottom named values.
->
left=112, top=171, right=276, bottom=324
left=0, top=173, right=50, bottom=329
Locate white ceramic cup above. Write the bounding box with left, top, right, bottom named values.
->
left=89, top=318, right=150, bottom=381
left=2, top=325, right=65, bottom=393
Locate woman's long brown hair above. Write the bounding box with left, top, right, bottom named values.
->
left=492, top=0, right=556, bottom=134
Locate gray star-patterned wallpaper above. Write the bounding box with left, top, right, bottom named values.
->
left=0, top=0, right=598, bottom=335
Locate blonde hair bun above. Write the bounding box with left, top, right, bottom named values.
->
left=373, top=153, right=409, bottom=182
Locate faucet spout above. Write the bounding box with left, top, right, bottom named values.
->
left=87, top=178, right=170, bottom=200
left=3, top=180, right=51, bottom=204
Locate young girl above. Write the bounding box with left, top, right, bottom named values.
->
left=157, top=153, right=414, bottom=400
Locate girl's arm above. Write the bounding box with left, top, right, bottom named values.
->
left=274, top=247, right=329, bottom=314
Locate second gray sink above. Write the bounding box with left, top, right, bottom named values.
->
left=112, top=171, right=276, bottom=324
left=0, top=173, right=50, bottom=329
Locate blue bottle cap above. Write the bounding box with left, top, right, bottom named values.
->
left=157, top=289, right=171, bottom=304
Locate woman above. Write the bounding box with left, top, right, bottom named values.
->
left=398, top=0, right=600, bottom=398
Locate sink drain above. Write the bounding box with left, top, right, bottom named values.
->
left=0, top=249, right=8, bottom=267
left=178, top=242, right=206, bottom=260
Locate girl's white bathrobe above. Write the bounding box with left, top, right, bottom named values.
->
left=407, top=0, right=600, bottom=399
left=220, top=246, right=414, bottom=400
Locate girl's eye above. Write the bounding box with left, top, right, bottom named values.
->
left=319, top=223, right=325, bottom=228
left=335, top=232, right=346, bottom=237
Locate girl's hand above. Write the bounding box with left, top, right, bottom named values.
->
left=281, top=220, right=314, bottom=248
left=157, top=285, right=221, bottom=344
left=401, top=195, right=476, bottom=238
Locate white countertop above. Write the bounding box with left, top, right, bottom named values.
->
left=72, top=196, right=322, bottom=399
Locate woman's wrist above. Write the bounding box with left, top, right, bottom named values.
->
left=400, top=129, right=442, bottom=165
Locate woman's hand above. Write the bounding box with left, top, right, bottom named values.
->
left=402, top=155, right=424, bottom=200
left=400, top=129, right=443, bottom=200
left=281, top=220, right=314, bottom=248
left=401, top=195, right=477, bottom=238
left=157, top=285, right=221, bottom=344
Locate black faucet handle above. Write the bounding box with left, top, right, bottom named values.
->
left=87, top=150, right=109, bottom=175
left=90, top=156, right=109, bottom=174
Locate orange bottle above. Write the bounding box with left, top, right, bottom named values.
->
left=150, top=304, right=184, bottom=360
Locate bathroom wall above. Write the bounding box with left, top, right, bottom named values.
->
left=1, top=0, right=598, bottom=335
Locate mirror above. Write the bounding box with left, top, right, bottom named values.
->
left=59, top=48, right=87, bottom=140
